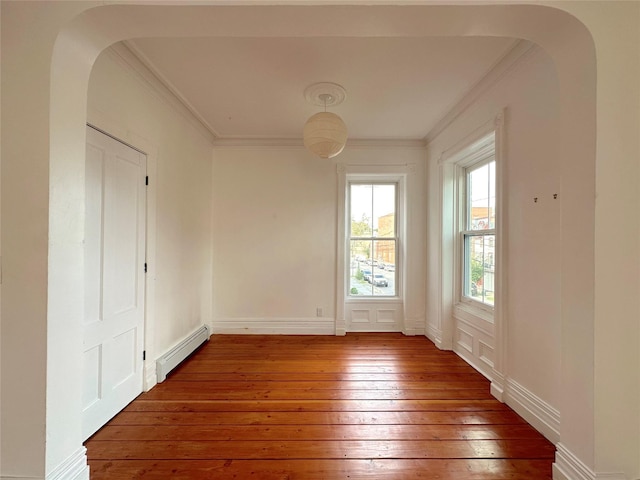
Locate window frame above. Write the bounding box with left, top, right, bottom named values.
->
left=347, top=181, right=399, bottom=298
left=454, top=132, right=497, bottom=316
left=460, top=157, right=496, bottom=310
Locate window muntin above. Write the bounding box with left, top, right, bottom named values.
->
left=349, top=183, right=397, bottom=297
left=462, top=160, right=495, bottom=307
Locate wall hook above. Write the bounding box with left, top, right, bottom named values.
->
left=553, top=193, right=558, bottom=199
left=534, top=197, right=538, bottom=203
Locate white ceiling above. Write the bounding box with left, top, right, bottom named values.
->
left=129, top=35, right=517, bottom=142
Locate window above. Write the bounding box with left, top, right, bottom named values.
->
left=462, top=158, right=496, bottom=307
left=348, top=183, right=397, bottom=297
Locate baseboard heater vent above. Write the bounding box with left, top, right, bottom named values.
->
left=156, top=325, right=210, bottom=383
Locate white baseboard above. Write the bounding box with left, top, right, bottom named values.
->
left=403, top=317, right=426, bottom=336
left=425, top=323, right=444, bottom=348
left=144, top=361, right=157, bottom=392
left=504, top=378, right=560, bottom=444
left=490, top=371, right=505, bottom=402
left=45, top=447, right=89, bottom=480
left=554, top=443, right=595, bottom=480
left=212, top=317, right=335, bottom=335
left=553, top=444, right=627, bottom=480
left=454, top=344, right=495, bottom=382
left=450, top=346, right=560, bottom=446
left=1, top=477, right=42, bottom=479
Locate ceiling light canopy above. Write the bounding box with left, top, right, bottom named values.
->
left=303, top=82, right=348, bottom=159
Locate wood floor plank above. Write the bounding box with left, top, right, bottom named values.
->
left=87, top=439, right=555, bottom=460
left=171, top=372, right=488, bottom=382
left=89, top=459, right=553, bottom=480
left=89, top=423, right=544, bottom=442
left=123, top=398, right=510, bottom=412
left=140, top=387, right=493, bottom=401
left=108, top=410, right=528, bottom=426
left=146, top=379, right=491, bottom=390
left=85, top=333, right=555, bottom=479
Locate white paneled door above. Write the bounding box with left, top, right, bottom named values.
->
left=83, top=126, right=146, bottom=440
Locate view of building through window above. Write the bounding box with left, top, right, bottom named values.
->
left=349, top=184, right=397, bottom=297
left=464, top=160, right=496, bottom=306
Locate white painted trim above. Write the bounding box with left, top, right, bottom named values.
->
left=425, top=323, right=443, bottom=349
left=212, top=318, right=336, bottom=335
left=436, top=112, right=504, bottom=362
left=453, top=307, right=494, bottom=337
left=490, top=379, right=505, bottom=402
left=105, top=43, right=216, bottom=144
left=337, top=165, right=410, bottom=333
left=45, top=447, right=89, bottom=480
left=403, top=317, right=426, bottom=336
left=594, top=475, right=628, bottom=480
left=454, top=342, right=494, bottom=382
left=491, top=111, right=509, bottom=388
left=2, top=477, right=42, bottom=479
left=213, top=137, right=426, bottom=148
left=425, top=40, right=536, bottom=144
left=335, top=164, right=348, bottom=335
left=452, top=348, right=560, bottom=446
left=144, top=362, right=157, bottom=393
left=554, top=443, right=596, bottom=480
left=125, top=41, right=427, bottom=150
left=504, top=378, right=560, bottom=444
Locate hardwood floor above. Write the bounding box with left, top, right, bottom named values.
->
left=85, top=333, right=555, bottom=479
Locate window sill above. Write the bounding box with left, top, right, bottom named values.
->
left=347, top=297, right=402, bottom=303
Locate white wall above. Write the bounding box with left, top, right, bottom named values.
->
left=87, top=45, right=214, bottom=372
left=426, top=44, right=562, bottom=434
left=1, top=2, right=638, bottom=480
left=211, top=144, right=426, bottom=334
left=560, top=3, right=640, bottom=477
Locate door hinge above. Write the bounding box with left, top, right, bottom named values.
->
left=145, top=175, right=149, bottom=186
left=144, top=262, right=147, bottom=273
left=143, top=350, right=146, bottom=361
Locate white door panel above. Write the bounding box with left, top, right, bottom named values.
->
left=83, top=126, right=146, bottom=440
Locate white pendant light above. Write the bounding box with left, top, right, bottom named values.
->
left=303, top=83, right=348, bottom=159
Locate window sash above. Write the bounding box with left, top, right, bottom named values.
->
left=348, top=182, right=398, bottom=298
left=461, top=158, right=496, bottom=309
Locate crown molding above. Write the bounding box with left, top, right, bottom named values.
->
left=424, top=39, right=539, bottom=145
left=112, top=41, right=219, bottom=143
left=120, top=37, right=535, bottom=150
left=212, top=137, right=426, bottom=148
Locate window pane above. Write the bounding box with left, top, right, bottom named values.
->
left=349, top=240, right=373, bottom=296
left=350, top=185, right=373, bottom=236
left=468, top=163, right=492, bottom=231
left=465, top=235, right=484, bottom=301
left=373, top=184, right=396, bottom=238
left=482, top=235, right=495, bottom=305
left=349, top=240, right=396, bottom=297
left=464, top=234, right=495, bottom=306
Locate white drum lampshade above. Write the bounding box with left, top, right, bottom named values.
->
left=303, top=111, right=348, bottom=159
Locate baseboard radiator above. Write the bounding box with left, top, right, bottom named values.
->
left=156, top=325, right=210, bottom=383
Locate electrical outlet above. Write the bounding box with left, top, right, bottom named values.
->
left=316, top=307, right=323, bottom=317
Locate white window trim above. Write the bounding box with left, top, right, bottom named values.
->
left=456, top=136, right=496, bottom=315
left=437, top=111, right=507, bottom=396
left=336, top=164, right=409, bottom=335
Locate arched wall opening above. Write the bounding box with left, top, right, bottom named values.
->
left=5, top=3, right=602, bottom=479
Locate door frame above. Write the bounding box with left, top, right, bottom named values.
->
left=87, top=118, right=158, bottom=393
